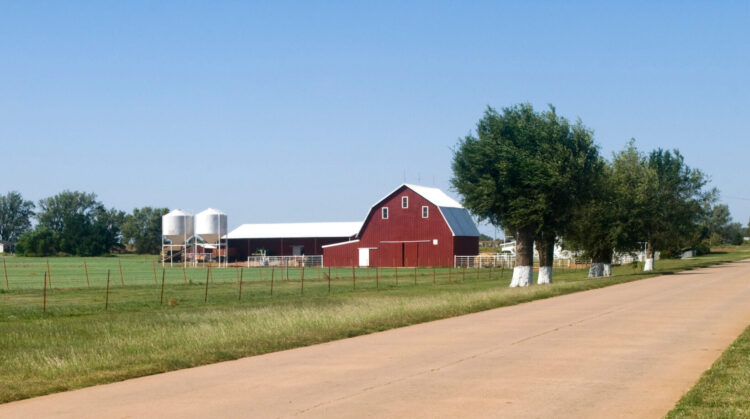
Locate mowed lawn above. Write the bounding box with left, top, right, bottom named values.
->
left=1, top=251, right=749, bottom=404
left=667, top=322, right=750, bottom=417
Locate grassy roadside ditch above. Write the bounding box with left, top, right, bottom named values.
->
left=1, top=250, right=748, bottom=404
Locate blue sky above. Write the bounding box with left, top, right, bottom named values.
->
left=1, top=1, right=748, bottom=237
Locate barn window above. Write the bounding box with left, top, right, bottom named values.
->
left=402, top=196, right=408, bottom=208
left=382, top=207, right=389, bottom=219
left=422, top=206, right=429, bottom=218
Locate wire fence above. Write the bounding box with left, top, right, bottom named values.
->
left=0, top=255, right=596, bottom=317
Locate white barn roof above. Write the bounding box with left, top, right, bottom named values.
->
left=227, top=222, right=362, bottom=240
left=403, top=184, right=463, bottom=208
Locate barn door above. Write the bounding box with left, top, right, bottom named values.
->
left=358, top=248, right=370, bottom=267
left=404, top=243, right=419, bottom=267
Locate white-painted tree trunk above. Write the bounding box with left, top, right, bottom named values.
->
left=510, top=265, right=533, bottom=287
left=537, top=266, right=552, bottom=284
left=602, top=263, right=611, bottom=277
left=644, top=258, right=654, bottom=271
left=588, top=263, right=604, bottom=278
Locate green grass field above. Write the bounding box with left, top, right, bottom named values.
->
left=1, top=251, right=749, bottom=404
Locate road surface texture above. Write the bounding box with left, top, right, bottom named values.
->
left=4, top=260, right=750, bottom=418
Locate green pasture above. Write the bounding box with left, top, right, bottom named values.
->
left=1, top=250, right=748, bottom=404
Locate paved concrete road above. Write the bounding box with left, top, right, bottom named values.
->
left=4, top=261, right=750, bottom=418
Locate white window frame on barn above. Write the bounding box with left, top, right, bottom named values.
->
left=382, top=207, right=389, bottom=219
left=422, top=206, right=429, bottom=218
left=402, top=196, right=408, bottom=208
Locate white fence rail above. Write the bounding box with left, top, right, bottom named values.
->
left=454, top=254, right=575, bottom=269
left=247, top=255, right=323, bottom=268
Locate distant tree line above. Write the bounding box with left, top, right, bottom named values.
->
left=0, top=190, right=168, bottom=256
left=452, top=103, right=748, bottom=286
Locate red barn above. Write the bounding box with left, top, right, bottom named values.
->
left=323, top=184, right=479, bottom=267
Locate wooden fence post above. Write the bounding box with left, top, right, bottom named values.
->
left=395, top=267, right=399, bottom=286
left=414, top=267, right=417, bottom=285
left=238, top=268, right=244, bottom=301
left=271, top=268, right=275, bottom=296
left=83, top=260, right=90, bottom=288
left=46, top=259, right=52, bottom=288
left=160, top=268, right=166, bottom=305
left=352, top=266, right=356, bottom=290
left=3, top=258, right=8, bottom=290
left=183, top=266, right=187, bottom=284
left=43, top=272, right=47, bottom=313
left=152, top=261, right=157, bottom=284
left=118, top=258, right=124, bottom=286
left=105, top=269, right=111, bottom=311
left=301, top=267, right=305, bottom=296
left=327, top=270, right=331, bottom=295
left=376, top=267, right=379, bottom=290
left=204, top=267, right=210, bottom=303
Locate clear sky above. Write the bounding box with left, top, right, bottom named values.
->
left=2, top=1, right=748, bottom=237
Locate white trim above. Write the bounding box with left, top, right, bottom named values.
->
left=382, top=207, right=389, bottom=219
left=402, top=196, right=408, bottom=208
left=435, top=206, right=455, bottom=236
left=422, top=205, right=429, bottom=218
left=379, top=240, right=431, bottom=243
left=321, top=239, right=361, bottom=249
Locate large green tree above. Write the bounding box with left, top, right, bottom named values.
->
left=638, top=149, right=711, bottom=270
left=452, top=104, right=599, bottom=286
left=0, top=191, right=35, bottom=249
left=565, top=143, right=652, bottom=277
left=564, top=159, right=619, bottom=277
left=121, top=207, right=169, bottom=254
left=23, top=191, right=124, bottom=256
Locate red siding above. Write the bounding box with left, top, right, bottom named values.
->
left=322, top=241, right=359, bottom=267
left=324, top=186, right=478, bottom=267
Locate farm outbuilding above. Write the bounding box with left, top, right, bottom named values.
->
left=323, top=184, right=479, bottom=267
left=226, top=222, right=361, bottom=260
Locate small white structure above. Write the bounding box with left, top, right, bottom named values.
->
left=195, top=208, right=228, bottom=267
left=162, top=209, right=194, bottom=267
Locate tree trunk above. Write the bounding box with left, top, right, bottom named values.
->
left=510, top=226, right=534, bottom=287
left=644, top=242, right=655, bottom=271
left=588, top=249, right=613, bottom=278
left=535, top=233, right=555, bottom=284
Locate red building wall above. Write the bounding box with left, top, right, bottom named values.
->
left=324, top=186, right=473, bottom=267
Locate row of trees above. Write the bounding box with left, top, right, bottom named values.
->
left=452, top=103, right=741, bottom=286
left=0, top=191, right=168, bottom=256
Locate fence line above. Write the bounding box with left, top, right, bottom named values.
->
left=246, top=255, right=323, bottom=268
left=454, top=254, right=578, bottom=269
